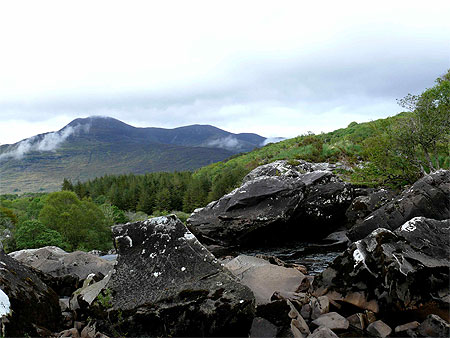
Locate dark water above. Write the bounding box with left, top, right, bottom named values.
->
left=241, top=241, right=343, bottom=275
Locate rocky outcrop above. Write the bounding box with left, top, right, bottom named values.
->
left=0, top=250, right=61, bottom=337
left=348, top=170, right=450, bottom=241
left=87, top=215, right=255, bottom=337
left=187, top=161, right=353, bottom=250
left=9, top=246, right=113, bottom=296
left=314, top=217, right=450, bottom=322
left=224, top=255, right=306, bottom=305
left=345, top=188, right=396, bottom=225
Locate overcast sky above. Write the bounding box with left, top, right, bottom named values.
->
left=0, top=0, right=449, bottom=145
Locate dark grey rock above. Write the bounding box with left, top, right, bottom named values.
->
left=0, top=250, right=61, bottom=337
left=187, top=163, right=353, bottom=249
left=9, top=246, right=113, bottom=296
left=249, top=317, right=278, bottom=337
left=91, top=215, right=255, bottom=337
left=314, top=217, right=450, bottom=318
left=348, top=170, right=450, bottom=241
left=345, top=188, right=396, bottom=225
left=417, top=314, right=450, bottom=337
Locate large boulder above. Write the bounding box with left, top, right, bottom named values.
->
left=314, top=217, right=449, bottom=322
left=348, top=170, right=450, bottom=241
left=0, top=250, right=61, bottom=337
left=9, top=246, right=113, bottom=296
left=89, top=215, right=255, bottom=337
left=187, top=161, right=353, bottom=250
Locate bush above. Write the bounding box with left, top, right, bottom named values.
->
left=15, top=220, right=68, bottom=250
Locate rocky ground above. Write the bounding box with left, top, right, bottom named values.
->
left=0, top=161, right=448, bottom=337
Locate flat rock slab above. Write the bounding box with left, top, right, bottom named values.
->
left=225, top=255, right=305, bottom=305
left=9, top=246, right=113, bottom=295
left=367, top=320, right=392, bottom=338
left=93, top=215, right=255, bottom=337
left=312, top=312, right=349, bottom=331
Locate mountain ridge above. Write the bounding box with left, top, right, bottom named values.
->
left=0, top=116, right=267, bottom=194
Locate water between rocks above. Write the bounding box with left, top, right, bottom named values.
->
left=101, top=242, right=342, bottom=275
left=241, top=242, right=342, bottom=275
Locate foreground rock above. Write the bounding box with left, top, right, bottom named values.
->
left=87, top=215, right=255, bottom=337
left=314, top=217, right=449, bottom=322
left=187, top=161, right=353, bottom=250
left=348, top=170, right=450, bottom=241
left=0, top=250, right=61, bottom=337
left=225, top=255, right=306, bottom=305
left=10, top=246, right=113, bottom=296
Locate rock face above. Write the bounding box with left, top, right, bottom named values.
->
left=348, top=170, right=450, bottom=241
left=9, top=246, right=113, bottom=296
left=0, top=250, right=61, bottom=337
left=187, top=161, right=353, bottom=249
left=91, top=215, right=255, bottom=337
left=345, top=188, right=396, bottom=226
left=314, top=217, right=449, bottom=321
left=224, top=255, right=306, bottom=305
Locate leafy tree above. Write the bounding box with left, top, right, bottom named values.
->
left=100, top=203, right=128, bottom=225
left=396, top=70, right=450, bottom=172
left=39, top=191, right=111, bottom=251
left=15, top=220, right=68, bottom=250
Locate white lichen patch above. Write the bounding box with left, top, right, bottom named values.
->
left=181, top=267, right=186, bottom=272
left=153, top=271, right=162, bottom=277
left=116, top=235, right=133, bottom=248
left=239, top=300, right=244, bottom=304
left=0, top=289, right=11, bottom=317
left=141, top=249, right=146, bottom=255
left=149, top=252, right=157, bottom=259
left=183, top=232, right=195, bottom=241
left=353, top=249, right=364, bottom=267
left=401, top=217, right=421, bottom=232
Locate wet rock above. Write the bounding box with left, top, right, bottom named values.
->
left=417, top=314, right=450, bottom=337
left=249, top=317, right=278, bottom=338
left=348, top=170, right=450, bottom=241
left=225, top=255, right=306, bottom=305
left=187, top=162, right=353, bottom=249
left=394, top=321, right=419, bottom=334
left=308, top=326, right=339, bottom=338
left=366, top=320, right=392, bottom=338
left=9, top=246, right=113, bottom=296
left=0, top=250, right=61, bottom=337
left=311, top=296, right=330, bottom=320
left=314, top=217, right=450, bottom=319
left=91, top=215, right=255, bottom=337
left=311, top=312, right=349, bottom=331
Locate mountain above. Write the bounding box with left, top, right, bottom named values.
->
left=0, top=117, right=266, bottom=194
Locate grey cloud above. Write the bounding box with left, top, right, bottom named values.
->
left=205, top=135, right=243, bottom=151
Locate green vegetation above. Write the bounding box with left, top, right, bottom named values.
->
left=1, top=70, right=448, bottom=253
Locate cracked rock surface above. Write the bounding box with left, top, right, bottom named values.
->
left=92, top=215, right=255, bottom=337
left=187, top=161, right=353, bottom=250
left=314, top=217, right=450, bottom=321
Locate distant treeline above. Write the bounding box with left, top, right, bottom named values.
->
left=64, top=163, right=250, bottom=214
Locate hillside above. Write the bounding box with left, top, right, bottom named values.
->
left=0, top=117, right=265, bottom=194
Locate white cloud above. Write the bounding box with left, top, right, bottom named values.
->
left=0, top=124, right=89, bottom=160
left=0, top=0, right=449, bottom=143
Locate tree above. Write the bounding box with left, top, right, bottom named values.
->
left=396, top=70, right=450, bottom=172
left=39, top=191, right=111, bottom=251
left=15, top=220, right=68, bottom=250
left=61, top=178, right=74, bottom=191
